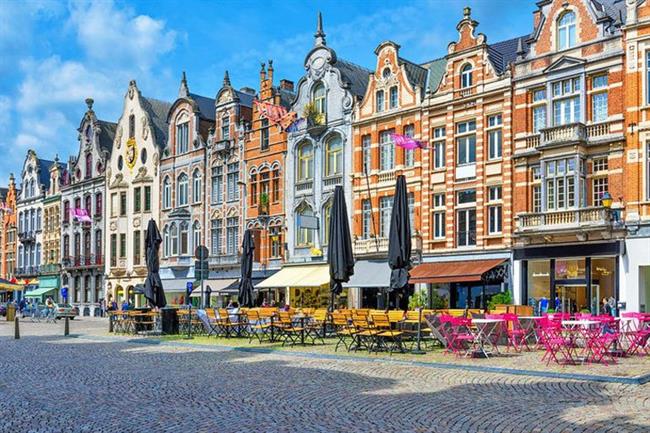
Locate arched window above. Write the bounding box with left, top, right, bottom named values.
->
left=461, top=64, right=473, bottom=88
left=179, top=221, right=189, bottom=255
left=312, top=82, right=326, bottom=115
left=297, top=142, right=314, bottom=182
left=296, top=203, right=314, bottom=247
left=95, top=230, right=102, bottom=260
left=170, top=223, right=178, bottom=256
left=324, top=136, right=343, bottom=177
left=85, top=154, right=92, bottom=179
left=84, top=195, right=92, bottom=215
left=376, top=90, right=385, bottom=112
left=85, top=125, right=93, bottom=142
left=36, top=208, right=41, bottom=231
left=557, top=11, right=576, bottom=51
left=128, top=115, right=135, bottom=139
left=389, top=86, right=398, bottom=109
left=382, top=67, right=391, bottom=80
left=192, top=220, right=201, bottom=251
left=322, top=200, right=333, bottom=246
left=163, top=225, right=170, bottom=257
left=95, top=192, right=102, bottom=217
left=192, top=169, right=202, bottom=203
left=29, top=180, right=35, bottom=198
left=221, top=114, right=230, bottom=140
left=163, top=177, right=171, bottom=208
left=177, top=173, right=188, bottom=206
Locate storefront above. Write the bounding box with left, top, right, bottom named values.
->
left=410, top=257, right=509, bottom=310
left=256, top=264, right=333, bottom=308
left=343, top=260, right=391, bottom=309
left=514, top=241, right=622, bottom=315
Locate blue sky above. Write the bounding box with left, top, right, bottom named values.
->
left=0, top=0, right=535, bottom=183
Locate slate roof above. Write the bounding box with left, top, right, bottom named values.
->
left=188, top=93, right=217, bottom=121
left=591, top=0, right=627, bottom=23
left=334, top=58, right=371, bottom=99
left=97, top=120, right=116, bottom=155
left=0, top=187, right=8, bottom=202
left=277, top=87, right=295, bottom=109
left=141, top=97, right=172, bottom=148
left=421, top=57, right=447, bottom=94
left=233, top=90, right=254, bottom=108
left=37, top=159, right=54, bottom=189
left=488, top=36, right=529, bottom=74
left=399, top=57, right=428, bottom=93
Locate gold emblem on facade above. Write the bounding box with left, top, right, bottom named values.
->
left=125, top=137, right=137, bottom=169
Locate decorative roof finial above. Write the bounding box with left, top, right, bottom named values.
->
left=223, top=70, right=231, bottom=87
left=179, top=71, right=189, bottom=98
left=463, top=6, right=471, bottom=19
left=260, top=62, right=266, bottom=72
left=516, top=37, right=525, bottom=59
left=314, top=11, right=326, bottom=46
left=85, top=98, right=94, bottom=111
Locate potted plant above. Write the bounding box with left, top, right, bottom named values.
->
left=259, top=192, right=269, bottom=215
left=487, top=291, right=512, bottom=312
left=303, top=102, right=326, bottom=136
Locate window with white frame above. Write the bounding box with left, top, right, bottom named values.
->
left=592, top=157, right=608, bottom=173
left=170, top=223, right=178, bottom=256
left=544, top=157, right=585, bottom=210
left=461, top=64, right=473, bottom=88
left=176, top=122, right=189, bottom=154
left=226, top=217, right=238, bottom=255
left=192, top=169, right=201, bottom=203
left=591, top=75, right=608, bottom=123
left=532, top=88, right=547, bottom=133
left=211, top=219, right=222, bottom=255
left=296, top=204, right=314, bottom=246
left=163, top=226, right=170, bottom=257
left=362, top=199, right=372, bottom=239
left=487, top=114, right=503, bottom=160
left=211, top=166, right=223, bottom=204
left=432, top=127, right=446, bottom=169
left=379, top=196, right=393, bottom=238
left=221, top=114, right=230, bottom=140
left=322, top=201, right=332, bottom=245
left=456, top=190, right=476, bottom=247
left=379, top=130, right=395, bottom=171
left=177, top=173, right=188, bottom=206
left=362, top=135, right=371, bottom=174
left=324, top=135, right=343, bottom=177
left=487, top=186, right=502, bottom=234
left=593, top=177, right=608, bottom=206
left=532, top=165, right=542, bottom=213
left=557, top=11, right=577, bottom=51
left=552, top=77, right=581, bottom=125
left=408, top=192, right=415, bottom=235
left=192, top=221, right=201, bottom=251
left=376, top=90, right=385, bottom=112
left=313, top=82, right=327, bottom=115
left=260, top=118, right=270, bottom=150
left=389, top=86, right=398, bottom=109
left=404, top=124, right=415, bottom=167
left=456, top=120, right=476, bottom=165
left=432, top=193, right=445, bottom=239
left=179, top=222, right=189, bottom=255
left=297, top=142, right=314, bottom=181
left=226, top=163, right=239, bottom=202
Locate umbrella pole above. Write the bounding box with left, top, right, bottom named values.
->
left=411, top=307, right=425, bottom=355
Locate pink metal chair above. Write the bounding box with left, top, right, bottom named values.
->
left=539, top=319, right=574, bottom=365
left=502, top=313, right=528, bottom=352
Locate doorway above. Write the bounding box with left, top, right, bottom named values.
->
left=556, top=284, right=588, bottom=313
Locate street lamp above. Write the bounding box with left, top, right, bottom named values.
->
left=601, top=191, right=613, bottom=209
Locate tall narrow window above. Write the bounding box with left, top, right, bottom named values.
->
left=532, top=88, right=547, bottom=133
left=192, top=221, right=201, bottom=251
left=362, top=199, right=372, bottom=239
left=487, top=186, right=503, bottom=234
left=119, top=192, right=127, bottom=216
left=432, top=127, right=446, bottom=169
left=85, top=154, right=92, bottom=179
left=379, top=196, right=394, bottom=237
left=180, top=222, right=189, bottom=255
left=177, top=173, right=188, bottom=206
left=361, top=135, right=372, bottom=174
left=163, top=226, right=170, bottom=257
left=192, top=169, right=202, bottom=203
left=128, top=115, right=135, bottom=139
left=403, top=124, right=415, bottom=167
left=272, top=169, right=280, bottom=202
left=461, top=64, right=473, bottom=88
left=163, top=177, right=171, bottom=208
left=95, top=193, right=102, bottom=216
left=226, top=163, right=239, bottom=201
left=552, top=77, right=581, bottom=125
left=296, top=204, right=314, bottom=246
left=119, top=233, right=126, bottom=258
left=226, top=217, right=238, bottom=255
left=487, top=114, right=503, bottom=160
left=176, top=122, right=189, bottom=154
left=133, top=187, right=141, bottom=212
left=221, top=114, right=230, bottom=140
left=557, top=11, right=576, bottom=51
left=324, top=136, right=343, bottom=177
left=144, top=186, right=151, bottom=212
left=260, top=118, right=270, bottom=150
left=593, top=177, right=608, bottom=206
left=376, top=90, right=385, bottom=112
left=312, top=82, right=326, bottom=116
left=297, top=142, right=314, bottom=181
left=379, top=130, right=395, bottom=171
left=456, top=120, right=476, bottom=165
left=457, top=190, right=476, bottom=247
left=592, top=75, right=608, bottom=123
left=170, top=223, right=178, bottom=256
left=211, top=219, right=222, bottom=255
left=110, top=234, right=116, bottom=266
left=133, top=230, right=141, bottom=265
left=211, top=166, right=223, bottom=204
left=389, top=86, right=398, bottom=109
left=432, top=193, right=445, bottom=239
left=322, top=201, right=333, bottom=245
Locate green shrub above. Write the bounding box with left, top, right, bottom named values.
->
left=487, top=291, right=512, bottom=311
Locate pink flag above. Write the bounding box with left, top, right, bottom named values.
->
left=254, top=99, right=298, bottom=131
left=71, top=208, right=92, bottom=223
left=391, top=133, right=427, bottom=150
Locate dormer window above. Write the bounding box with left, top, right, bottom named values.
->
left=389, top=86, right=398, bottom=109
left=176, top=122, right=189, bottom=154
left=312, top=82, right=326, bottom=115
left=382, top=67, right=391, bottom=79
left=461, top=64, right=473, bottom=88
left=376, top=90, right=385, bottom=112
left=221, top=114, right=230, bottom=140
left=557, top=11, right=576, bottom=51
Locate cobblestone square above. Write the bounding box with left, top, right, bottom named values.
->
left=1, top=318, right=649, bottom=433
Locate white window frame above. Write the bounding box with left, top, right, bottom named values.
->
left=557, top=11, right=577, bottom=51
left=486, top=114, right=503, bottom=160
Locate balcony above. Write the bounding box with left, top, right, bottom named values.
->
left=18, top=231, right=36, bottom=243
left=515, top=207, right=620, bottom=237
left=377, top=170, right=397, bottom=184
left=353, top=235, right=423, bottom=258
left=323, top=175, right=342, bottom=189
left=15, top=266, right=39, bottom=276
left=295, top=181, right=313, bottom=195
left=63, top=254, right=104, bottom=270
left=209, top=254, right=240, bottom=266
left=40, top=263, right=61, bottom=275
left=214, top=138, right=232, bottom=155
left=519, top=120, right=623, bottom=153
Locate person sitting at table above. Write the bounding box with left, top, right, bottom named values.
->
left=261, top=299, right=270, bottom=307
left=226, top=300, right=234, bottom=309
left=602, top=297, right=612, bottom=316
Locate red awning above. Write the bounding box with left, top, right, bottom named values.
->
left=409, top=259, right=506, bottom=284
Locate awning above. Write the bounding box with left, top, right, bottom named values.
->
left=0, top=278, right=24, bottom=291
left=38, top=276, right=59, bottom=289
left=343, top=260, right=390, bottom=288
left=24, top=287, right=56, bottom=298
left=216, top=278, right=265, bottom=295
left=256, top=265, right=329, bottom=288
left=16, top=278, right=38, bottom=286
left=161, top=279, right=192, bottom=293
left=409, top=259, right=507, bottom=284
left=190, top=279, right=237, bottom=297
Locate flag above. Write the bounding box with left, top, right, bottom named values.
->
left=286, top=117, right=306, bottom=132
left=391, top=133, right=427, bottom=150
left=71, top=208, right=92, bottom=223
left=254, top=99, right=298, bottom=131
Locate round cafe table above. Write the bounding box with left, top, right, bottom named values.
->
left=519, top=316, right=545, bottom=345
left=471, top=318, right=505, bottom=358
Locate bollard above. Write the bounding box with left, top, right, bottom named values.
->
left=64, top=316, right=70, bottom=336
left=108, top=314, right=114, bottom=333
left=14, top=316, right=20, bottom=339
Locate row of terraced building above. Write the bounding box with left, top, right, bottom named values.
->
left=1, top=1, right=650, bottom=315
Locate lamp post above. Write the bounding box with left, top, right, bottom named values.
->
left=601, top=191, right=613, bottom=209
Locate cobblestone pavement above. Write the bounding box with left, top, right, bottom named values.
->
left=1, top=318, right=649, bottom=433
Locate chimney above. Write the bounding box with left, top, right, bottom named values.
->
left=259, top=62, right=266, bottom=84
left=267, top=59, right=274, bottom=82
left=279, top=79, right=294, bottom=92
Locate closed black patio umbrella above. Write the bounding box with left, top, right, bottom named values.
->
left=238, top=229, right=255, bottom=308
left=387, top=175, right=411, bottom=309
left=143, top=219, right=166, bottom=308
left=327, top=185, right=354, bottom=311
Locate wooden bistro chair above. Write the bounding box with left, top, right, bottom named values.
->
left=371, top=313, right=404, bottom=354
left=305, top=309, right=328, bottom=344
left=277, top=311, right=304, bottom=346
left=216, top=308, right=240, bottom=338
left=331, top=312, right=357, bottom=352
left=246, top=309, right=272, bottom=343
left=351, top=316, right=379, bottom=353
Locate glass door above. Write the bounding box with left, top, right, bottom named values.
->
left=556, top=284, right=587, bottom=313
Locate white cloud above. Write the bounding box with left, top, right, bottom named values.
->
left=68, top=0, right=177, bottom=72
left=0, top=95, right=10, bottom=129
